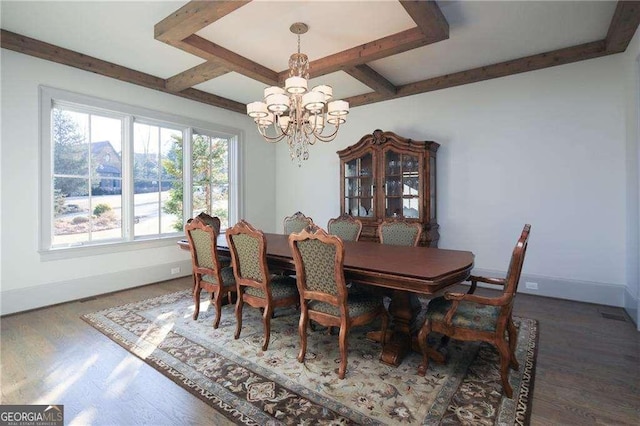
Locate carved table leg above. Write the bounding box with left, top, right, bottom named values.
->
left=368, top=290, right=446, bottom=366
left=378, top=290, right=421, bottom=365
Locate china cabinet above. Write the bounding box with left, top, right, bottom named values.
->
left=337, top=130, right=439, bottom=247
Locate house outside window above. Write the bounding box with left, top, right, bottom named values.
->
left=40, top=86, right=242, bottom=258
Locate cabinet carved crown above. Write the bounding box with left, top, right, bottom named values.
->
left=337, top=130, right=439, bottom=247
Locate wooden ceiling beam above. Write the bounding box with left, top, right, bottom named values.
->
left=154, top=0, right=251, bottom=43
left=278, top=27, right=444, bottom=81
left=399, top=0, right=449, bottom=40
left=177, top=88, right=245, bottom=113
left=605, top=1, right=640, bottom=53
left=180, top=34, right=279, bottom=86
left=1, top=29, right=162, bottom=89
left=166, top=61, right=228, bottom=92
left=345, top=41, right=608, bottom=108
left=344, top=65, right=397, bottom=96
left=0, top=29, right=245, bottom=114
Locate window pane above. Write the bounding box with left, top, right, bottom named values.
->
left=134, top=123, right=159, bottom=181
left=90, top=194, right=123, bottom=241
left=134, top=185, right=160, bottom=237
left=53, top=109, right=89, bottom=176
left=211, top=137, right=229, bottom=229
left=161, top=128, right=183, bottom=233
left=91, top=116, right=123, bottom=197
left=192, top=134, right=229, bottom=229
left=53, top=177, right=90, bottom=246
left=192, top=133, right=210, bottom=216
left=52, top=108, right=125, bottom=246
left=134, top=123, right=183, bottom=237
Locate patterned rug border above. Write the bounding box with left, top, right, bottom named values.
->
left=82, top=295, right=259, bottom=425
left=518, top=318, right=538, bottom=426
left=81, top=290, right=538, bottom=425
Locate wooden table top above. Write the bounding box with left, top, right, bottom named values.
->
left=180, top=232, right=474, bottom=295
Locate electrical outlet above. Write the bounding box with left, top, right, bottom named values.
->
left=171, top=267, right=181, bottom=275
left=525, top=282, right=538, bottom=290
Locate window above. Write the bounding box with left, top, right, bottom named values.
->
left=51, top=107, right=125, bottom=246
left=40, top=86, right=243, bottom=258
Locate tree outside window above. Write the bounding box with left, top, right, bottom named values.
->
left=163, top=132, right=230, bottom=232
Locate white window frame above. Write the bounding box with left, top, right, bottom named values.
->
left=39, top=86, right=244, bottom=260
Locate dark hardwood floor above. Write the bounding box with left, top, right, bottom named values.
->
left=1, top=277, right=638, bottom=425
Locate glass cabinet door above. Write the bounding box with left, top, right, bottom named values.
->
left=384, top=150, right=420, bottom=219
left=344, top=153, right=374, bottom=218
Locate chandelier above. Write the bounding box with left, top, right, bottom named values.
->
left=246, top=23, right=349, bottom=165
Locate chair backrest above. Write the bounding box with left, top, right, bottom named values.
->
left=195, top=212, right=221, bottom=235
left=185, top=217, right=222, bottom=277
left=283, top=211, right=314, bottom=234
left=226, top=220, right=270, bottom=289
left=378, top=219, right=422, bottom=246
left=327, top=214, right=363, bottom=241
left=503, top=224, right=531, bottom=296
left=289, top=225, right=347, bottom=308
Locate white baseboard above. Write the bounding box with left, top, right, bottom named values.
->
left=0, top=260, right=192, bottom=316
left=470, top=268, right=626, bottom=307
left=623, top=287, right=639, bottom=330
left=2, top=263, right=629, bottom=317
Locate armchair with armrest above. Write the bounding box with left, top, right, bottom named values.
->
left=417, top=224, right=531, bottom=398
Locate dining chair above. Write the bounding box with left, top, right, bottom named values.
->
left=187, top=212, right=229, bottom=267
left=194, top=211, right=221, bottom=235
left=283, top=211, right=314, bottom=234
left=417, top=224, right=531, bottom=398
left=289, top=224, right=388, bottom=379
left=226, top=220, right=299, bottom=351
left=327, top=214, right=363, bottom=241
left=184, top=216, right=236, bottom=328
left=378, top=218, right=422, bottom=246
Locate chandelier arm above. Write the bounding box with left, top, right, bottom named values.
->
left=257, top=125, right=288, bottom=143
left=312, top=122, right=341, bottom=142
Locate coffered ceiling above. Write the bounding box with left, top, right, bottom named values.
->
left=1, top=1, right=639, bottom=115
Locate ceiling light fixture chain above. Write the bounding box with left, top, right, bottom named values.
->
left=246, top=22, right=349, bottom=166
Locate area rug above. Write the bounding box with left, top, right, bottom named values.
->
left=82, top=290, right=537, bottom=425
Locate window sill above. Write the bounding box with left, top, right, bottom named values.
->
left=39, top=236, right=186, bottom=262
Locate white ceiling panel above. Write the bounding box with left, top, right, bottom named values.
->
left=370, top=1, right=618, bottom=85
left=0, top=1, right=205, bottom=78
left=196, top=0, right=416, bottom=72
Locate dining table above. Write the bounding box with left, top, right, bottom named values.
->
left=178, top=232, right=474, bottom=366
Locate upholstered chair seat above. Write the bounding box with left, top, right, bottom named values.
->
left=308, top=291, right=383, bottom=317
left=245, top=275, right=298, bottom=299
left=201, top=266, right=236, bottom=289
left=424, top=296, right=501, bottom=332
